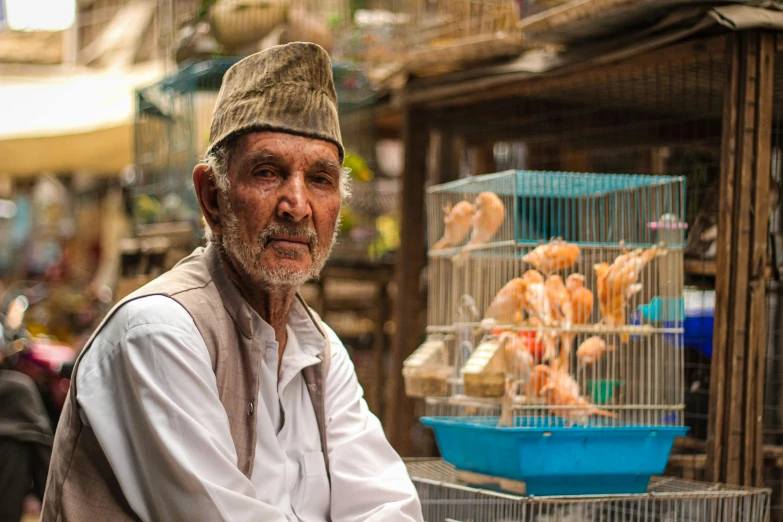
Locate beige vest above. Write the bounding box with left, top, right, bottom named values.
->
left=41, top=244, right=331, bottom=521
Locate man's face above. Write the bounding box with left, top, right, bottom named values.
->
left=217, top=131, right=342, bottom=288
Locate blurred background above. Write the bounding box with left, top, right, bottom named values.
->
left=3, top=0, right=783, bottom=520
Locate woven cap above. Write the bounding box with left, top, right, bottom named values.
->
left=207, top=42, right=344, bottom=162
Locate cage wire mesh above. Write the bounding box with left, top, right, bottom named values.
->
left=407, top=460, right=771, bottom=522
left=420, top=170, right=686, bottom=428
left=155, top=0, right=353, bottom=73
left=74, top=0, right=160, bottom=65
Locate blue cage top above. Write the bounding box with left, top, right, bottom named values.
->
left=430, top=170, right=685, bottom=198
left=428, top=170, right=686, bottom=248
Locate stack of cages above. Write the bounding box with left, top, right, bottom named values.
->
left=404, top=169, right=688, bottom=496
left=353, top=0, right=525, bottom=75
left=407, top=460, right=771, bottom=522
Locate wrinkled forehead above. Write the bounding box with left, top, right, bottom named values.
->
left=230, top=131, right=341, bottom=175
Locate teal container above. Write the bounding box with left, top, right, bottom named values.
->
left=422, top=416, right=688, bottom=496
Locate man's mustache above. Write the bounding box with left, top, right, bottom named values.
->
left=257, top=221, right=319, bottom=250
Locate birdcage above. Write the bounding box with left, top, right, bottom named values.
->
left=155, top=0, right=352, bottom=72
left=352, top=0, right=526, bottom=75
left=133, top=59, right=232, bottom=233
left=407, top=459, right=771, bottom=522
left=403, top=169, right=687, bottom=495
left=423, top=170, right=686, bottom=421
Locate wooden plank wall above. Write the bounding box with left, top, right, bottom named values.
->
left=707, top=30, right=775, bottom=487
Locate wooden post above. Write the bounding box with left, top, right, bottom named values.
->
left=384, top=109, right=430, bottom=456
left=372, top=281, right=389, bottom=417
left=707, top=31, right=774, bottom=487
left=473, top=141, right=496, bottom=175
left=435, top=128, right=459, bottom=183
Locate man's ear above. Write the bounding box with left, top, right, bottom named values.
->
left=193, top=164, right=222, bottom=238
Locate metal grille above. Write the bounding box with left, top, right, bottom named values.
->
left=407, top=460, right=771, bottom=522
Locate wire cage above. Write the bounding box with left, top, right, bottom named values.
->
left=381, top=0, right=526, bottom=73
left=155, top=0, right=352, bottom=72
left=407, top=459, right=771, bottom=522
left=420, top=170, right=686, bottom=429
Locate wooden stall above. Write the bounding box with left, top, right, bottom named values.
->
left=384, top=14, right=783, bottom=517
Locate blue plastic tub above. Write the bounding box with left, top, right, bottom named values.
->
left=421, top=416, right=688, bottom=496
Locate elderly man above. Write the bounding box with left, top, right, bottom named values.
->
left=42, top=43, right=423, bottom=522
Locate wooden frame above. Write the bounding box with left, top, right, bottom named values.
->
left=707, top=31, right=775, bottom=487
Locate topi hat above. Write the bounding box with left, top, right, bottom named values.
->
left=207, top=42, right=344, bottom=162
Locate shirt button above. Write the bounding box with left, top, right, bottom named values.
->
left=247, top=402, right=254, bottom=416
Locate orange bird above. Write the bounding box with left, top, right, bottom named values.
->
left=595, top=244, right=666, bottom=342
left=523, top=239, right=580, bottom=275
left=484, top=278, right=526, bottom=326
left=432, top=200, right=475, bottom=250
left=577, top=336, right=615, bottom=366
left=533, top=364, right=615, bottom=425
left=452, top=192, right=505, bottom=264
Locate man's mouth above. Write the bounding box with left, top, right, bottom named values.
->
left=268, top=235, right=311, bottom=250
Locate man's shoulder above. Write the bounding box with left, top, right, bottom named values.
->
left=100, top=295, right=198, bottom=342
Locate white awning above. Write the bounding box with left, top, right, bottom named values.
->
left=0, top=60, right=164, bottom=177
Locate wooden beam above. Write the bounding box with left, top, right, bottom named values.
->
left=707, top=31, right=775, bottom=488
left=384, top=109, right=429, bottom=456
left=748, top=31, right=774, bottom=486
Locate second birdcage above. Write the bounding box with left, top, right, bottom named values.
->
left=403, top=169, right=689, bottom=495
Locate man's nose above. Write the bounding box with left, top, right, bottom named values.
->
left=277, top=175, right=312, bottom=222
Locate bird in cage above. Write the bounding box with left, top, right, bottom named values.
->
left=545, top=275, right=576, bottom=371
left=451, top=191, right=505, bottom=264
left=566, top=274, right=594, bottom=325
left=483, top=277, right=525, bottom=326
left=498, top=332, right=535, bottom=428
left=519, top=272, right=561, bottom=363
left=576, top=336, right=615, bottom=366
left=533, top=364, right=615, bottom=424
left=522, top=239, right=580, bottom=275
left=432, top=200, right=476, bottom=250
left=554, top=274, right=596, bottom=370
left=482, top=270, right=543, bottom=328
left=502, top=331, right=535, bottom=383
left=545, top=275, right=573, bottom=325
left=520, top=271, right=550, bottom=321
left=595, top=243, right=667, bottom=341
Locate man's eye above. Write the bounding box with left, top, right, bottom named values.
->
left=254, top=168, right=275, bottom=178
left=313, top=175, right=333, bottom=185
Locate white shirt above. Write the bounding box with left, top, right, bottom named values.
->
left=76, top=295, right=422, bottom=522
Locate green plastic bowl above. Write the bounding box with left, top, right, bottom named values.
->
left=587, top=379, right=624, bottom=404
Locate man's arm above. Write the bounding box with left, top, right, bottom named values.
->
left=323, top=324, right=423, bottom=522
left=77, top=296, right=287, bottom=522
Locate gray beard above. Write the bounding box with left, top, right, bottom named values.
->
left=217, top=194, right=340, bottom=289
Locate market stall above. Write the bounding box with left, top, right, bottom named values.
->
left=382, top=6, right=783, bottom=517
